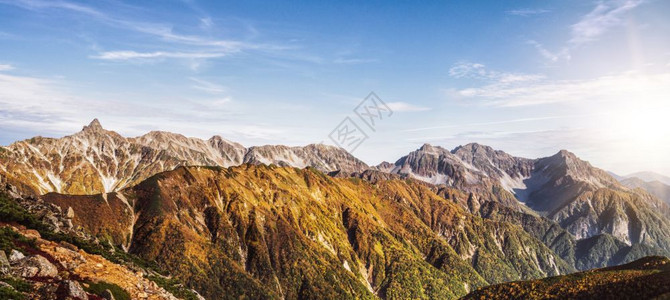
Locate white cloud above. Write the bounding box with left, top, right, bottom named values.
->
left=449, top=62, right=488, bottom=79
left=449, top=62, right=544, bottom=84
left=93, top=51, right=227, bottom=61
left=386, top=102, right=430, bottom=112
left=0, top=71, right=307, bottom=145
left=0, top=72, right=92, bottom=135
left=2, top=0, right=288, bottom=66
left=527, top=40, right=570, bottom=62
left=2, top=0, right=103, bottom=16
left=401, top=115, right=593, bottom=133
left=199, top=17, right=213, bottom=30
left=451, top=69, right=670, bottom=107
left=570, top=0, right=644, bottom=46
left=506, top=9, right=550, bottom=17
left=333, top=58, right=378, bottom=64
left=189, top=78, right=227, bottom=94
left=527, top=0, right=644, bottom=62
left=0, top=64, right=13, bottom=71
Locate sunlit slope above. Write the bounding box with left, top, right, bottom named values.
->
left=462, top=256, right=670, bottom=300
left=43, top=165, right=572, bottom=299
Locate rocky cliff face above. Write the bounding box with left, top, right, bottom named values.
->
left=42, top=165, right=572, bottom=299
left=0, top=120, right=368, bottom=196
left=384, top=143, right=533, bottom=191
left=384, top=144, right=670, bottom=255
left=0, top=186, right=201, bottom=300
left=381, top=143, right=533, bottom=210
left=514, top=151, right=670, bottom=251
left=243, top=143, right=368, bottom=175
left=517, top=149, right=621, bottom=213
left=0, top=225, right=180, bottom=300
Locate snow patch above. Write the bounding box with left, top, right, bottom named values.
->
left=317, top=232, right=336, bottom=255
left=99, top=173, right=118, bottom=193
left=343, top=260, right=351, bottom=272
left=408, top=171, right=449, bottom=185
left=46, top=171, right=63, bottom=193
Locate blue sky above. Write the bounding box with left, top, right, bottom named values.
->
left=1, top=0, right=670, bottom=175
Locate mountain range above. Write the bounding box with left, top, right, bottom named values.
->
left=2, top=119, right=670, bottom=299
left=618, top=176, right=670, bottom=206
left=619, top=171, right=670, bottom=186
left=0, top=119, right=367, bottom=196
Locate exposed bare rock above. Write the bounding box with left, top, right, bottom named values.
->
left=13, top=254, right=59, bottom=278
left=3, top=224, right=179, bottom=300
left=518, top=149, right=621, bottom=213
left=243, top=143, right=368, bottom=174
left=57, top=280, right=89, bottom=300
left=380, top=143, right=531, bottom=210
left=380, top=143, right=670, bottom=258
left=0, top=120, right=367, bottom=195
left=0, top=250, right=9, bottom=275
left=9, top=249, right=25, bottom=262
left=66, top=206, right=75, bottom=219
left=382, top=143, right=533, bottom=191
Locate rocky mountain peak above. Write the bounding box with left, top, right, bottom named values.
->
left=375, top=161, right=396, bottom=172
left=208, top=135, right=233, bottom=144
left=303, top=143, right=333, bottom=151
left=415, top=143, right=451, bottom=157
left=81, top=118, right=103, bottom=132
left=452, top=142, right=492, bottom=154
left=140, top=130, right=186, bottom=141
left=419, top=143, right=436, bottom=151
left=542, top=149, right=601, bottom=177
left=555, top=149, right=577, bottom=160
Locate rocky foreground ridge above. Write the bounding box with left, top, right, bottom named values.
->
left=0, top=183, right=203, bottom=300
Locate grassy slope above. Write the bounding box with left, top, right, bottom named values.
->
left=462, top=256, right=670, bottom=300
left=44, top=165, right=573, bottom=299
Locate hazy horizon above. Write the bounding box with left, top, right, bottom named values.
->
left=1, top=117, right=666, bottom=179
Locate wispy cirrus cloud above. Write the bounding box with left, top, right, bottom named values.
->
left=386, top=102, right=430, bottom=112
left=199, top=17, right=213, bottom=30
left=0, top=64, right=14, bottom=71
left=333, top=58, right=378, bottom=64
left=0, top=0, right=102, bottom=16
left=93, top=51, right=227, bottom=61
left=401, top=114, right=600, bottom=133
left=570, top=0, right=644, bottom=46
left=0, top=67, right=296, bottom=143
left=528, top=0, right=645, bottom=62
left=448, top=63, right=670, bottom=107
left=1, top=0, right=288, bottom=65
left=527, top=40, right=570, bottom=62
left=449, top=62, right=544, bottom=83
left=189, top=78, right=227, bottom=94
left=506, top=9, right=550, bottom=17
